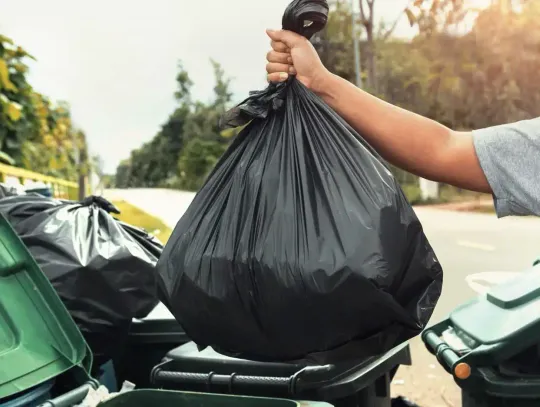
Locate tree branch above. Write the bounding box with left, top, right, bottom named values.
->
left=381, top=0, right=414, bottom=41
left=359, top=0, right=366, bottom=22
left=367, top=0, right=374, bottom=25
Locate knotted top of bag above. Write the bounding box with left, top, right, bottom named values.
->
left=282, top=0, right=329, bottom=40
left=79, top=195, right=121, bottom=214
left=220, top=0, right=329, bottom=129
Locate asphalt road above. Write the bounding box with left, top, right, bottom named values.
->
left=106, top=188, right=540, bottom=406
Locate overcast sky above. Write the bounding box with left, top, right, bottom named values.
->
left=0, top=0, right=485, bottom=173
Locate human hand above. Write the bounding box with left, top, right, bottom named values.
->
left=265, top=29, right=331, bottom=94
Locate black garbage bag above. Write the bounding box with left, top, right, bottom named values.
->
left=157, top=0, right=443, bottom=363
left=0, top=183, right=21, bottom=199
left=0, top=194, right=161, bottom=368
left=0, top=193, right=63, bottom=225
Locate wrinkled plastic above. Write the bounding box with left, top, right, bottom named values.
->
left=282, top=0, right=329, bottom=39
left=0, top=193, right=63, bottom=226
left=0, top=194, right=161, bottom=368
left=157, top=0, right=443, bottom=363
left=0, top=183, right=21, bottom=199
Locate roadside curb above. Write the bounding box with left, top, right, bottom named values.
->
left=415, top=200, right=494, bottom=213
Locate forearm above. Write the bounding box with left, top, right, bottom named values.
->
left=315, top=73, right=491, bottom=192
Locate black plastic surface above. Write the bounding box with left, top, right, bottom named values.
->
left=116, top=314, right=190, bottom=388
left=128, top=318, right=188, bottom=345
left=152, top=341, right=411, bottom=401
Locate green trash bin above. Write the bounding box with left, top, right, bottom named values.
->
left=100, top=390, right=330, bottom=407
left=0, top=213, right=331, bottom=407
left=0, top=212, right=96, bottom=404
left=422, top=263, right=540, bottom=407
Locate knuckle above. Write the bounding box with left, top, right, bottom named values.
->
left=272, top=42, right=283, bottom=51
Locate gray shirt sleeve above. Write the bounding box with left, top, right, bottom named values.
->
left=473, top=117, right=540, bottom=217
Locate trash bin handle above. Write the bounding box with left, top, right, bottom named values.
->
left=422, top=330, right=460, bottom=374
left=37, top=380, right=99, bottom=407
left=153, top=370, right=291, bottom=389
left=151, top=365, right=331, bottom=395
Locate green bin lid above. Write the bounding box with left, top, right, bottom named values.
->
left=0, top=213, right=91, bottom=399
left=450, top=265, right=540, bottom=345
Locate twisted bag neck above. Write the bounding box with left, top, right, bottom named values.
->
left=220, top=0, right=329, bottom=129
left=79, top=195, right=120, bottom=214
left=282, top=0, right=329, bottom=40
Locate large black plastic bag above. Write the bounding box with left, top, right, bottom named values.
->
left=157, top=0, right=443, bottom=364
left=0, top=194, right=161, bottom=368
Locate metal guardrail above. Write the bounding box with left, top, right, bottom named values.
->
left=0, top=163, right=79, bottom=200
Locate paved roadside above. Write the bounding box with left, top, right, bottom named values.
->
left=105, top=188, right=195, bottom=228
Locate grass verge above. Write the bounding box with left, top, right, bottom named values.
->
left=112, top=200, right=172, bottom=244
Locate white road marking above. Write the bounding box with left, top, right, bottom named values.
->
left=457, top=240, right=495, bottom=252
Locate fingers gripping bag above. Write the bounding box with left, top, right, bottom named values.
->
left=157, top=0, right=443, bottom=363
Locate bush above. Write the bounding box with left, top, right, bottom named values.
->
left=401, top=183, right=422, bottom=205
left=177, top=138, right=227, bottom=191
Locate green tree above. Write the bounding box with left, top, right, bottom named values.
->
left=0, top=34, right=87, bottom=182
left=177, top=138, right=227, bottom=191
left=312, top=1, right=356, bottom=82
left=0, top=34, right=37, bottom=165
left=116, top=59, right=233, bottom=190
left=115, top=159, right=132, bottom=188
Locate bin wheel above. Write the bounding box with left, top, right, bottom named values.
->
left=462, top=392, right=491, bottom=407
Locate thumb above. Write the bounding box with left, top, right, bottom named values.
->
left=266, top=29, right=304, bottom=48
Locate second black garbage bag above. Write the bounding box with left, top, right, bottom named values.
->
left=0, top=194, right=161, bottom=368
left=157, top=0, right=443, bottom=363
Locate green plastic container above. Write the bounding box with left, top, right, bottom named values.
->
left=422, top=263, right=540, bottom=407
left=100, top=390, right=330, bottom=407
left=0, top=213, right=331, bottom=407
left=0, top=213, right=92, bottom=400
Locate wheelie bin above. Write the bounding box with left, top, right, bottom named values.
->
left=422, top=263, right=540, bottom=407
left=150, top=340, right=412, bottom=407
left=116, top=303, right=190, bottom=388
left=100, top=390, right=331, bottom=407
left=24, top=186, right=52, bottom=198
left=0, top=211, right=95, bottom=406
left=0, top=213, right=329, bottom=407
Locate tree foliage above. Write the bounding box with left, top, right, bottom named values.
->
left=117, top=0, right=540, bottom=195
left=316, top=0, right=540, bottom=130
left=115, top=60, right=233, bottom=191
left=0, top=34, right=88, bottom=181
